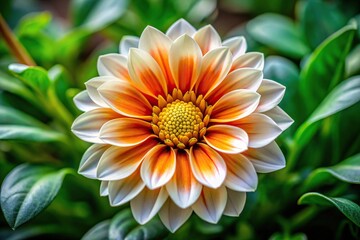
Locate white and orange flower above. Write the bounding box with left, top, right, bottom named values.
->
left=72, top=19, right=293, bottom=232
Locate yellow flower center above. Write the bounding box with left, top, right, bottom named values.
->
left=151, top=89, right=212, bottom=149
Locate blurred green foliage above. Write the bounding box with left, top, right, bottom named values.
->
left=0, top=0, right=359, bottom=239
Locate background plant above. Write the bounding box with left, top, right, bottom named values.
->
left=0, top=0, right=359, bottom=239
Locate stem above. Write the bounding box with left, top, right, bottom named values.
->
left=0, top=14, right=36, bottom=66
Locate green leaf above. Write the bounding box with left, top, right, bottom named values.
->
left=0, top=164, right=72, bottom=229
left=16, top=12, right=52, bottom=35
left=305, top=154, right=360, bottom=189
left=0, top=71, right=33, bottom=100
left=299, top=23, right=357, bottom=113
left=300, top=0, right=347, bottom=49
left=0, top=106, right=45, bottom=127
left=124, top=217, right=167, bottom=240
left=298, top=192, right=360, bottom=227
left=108, top=209, right=138, bottom=240
left=0, top=125, right=64, bottom=142
left=8, top=64, right=50, bottom=93
left=71, top=0, right=129, bottom=32
left=247, top=13, right=310, bottom=58
left=82, top=220, right=111, bottom=240
left=294, top=76, right=360, bottom=149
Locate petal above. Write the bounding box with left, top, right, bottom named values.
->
left=130, top=187, right=168, bottom=224
left=73, top=90, right=100, bottom=112
left=211, top=89, right=260, bottom=123
left=256, top=80, right=286, bottom=112
left=190, top=143, right=226, bottom=188
left=204, top=125, right=248, bottom=154
left=72, top=108, right=121, bottom=143
left=220, top=153, right=258, bottom=191
left=100, top=181, right=109, bottom=196
left=222, top=36, right=247, bottom=58
left=78, top=144, right=109, bottom=179
left=193, top=25, right=221, bottom=55
left=195, top=47, right=232, bottom=96
left=192, top=186, right=227, bottom=224
left=166, top=19, right=196, bottom=40
left=99, top=118, right=155, bottom=147
left=139, top=26, right=175, bottom=90
left=141, top=145, right=176, bottom=189
left=231, top=52, right=264, bottom=71
left=263, top=106, right=294, bottom=131
left=108, top=169, right=145, bottom=206
left=159, top=199, right=192, bottom=233
left=231, top=113, right=282, bottom=148
left=98, top=80, right=152, bottom=120
left=244, top=142, right=285, bottom=173
left=169, top=35, right=202, bottom=92
left=96, top=138, right=159, bottom=180
left=128, top=48, right=168, bottom=98
left=166, top=150, right=202, bottom=208
left=97, top=54, right=130, bottom=80
left=85, top=77, right=113, bottom=107
left=223, top=189, right=246, bottom=217
left=205, top=68, right=263, bottom=104
left=119, top=35, right=139, bottom=55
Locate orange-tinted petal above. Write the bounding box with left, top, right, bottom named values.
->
left=141, top=145, right=176, bottom=189
left=97, top=54, right=130, bottom=80
left=205, top=68, right=263, bottom=104
left=128, top=48, right=167, bottom=98
left=222, top=36, right=247, bottom=59
left=159, top=199, right=192, bottom=233
left=231, top=52, right=264, bottom=71
left=166, top=19, right=196, bottom=40
left=120, top=35, right=139, bottom=55
left=139, top=26, right=175, bottom=90
left=204, top=125, right=248, bottom=154
left=211, top=89, right=260, bottom=123
left=193, top=25, right=221, bottom=55
left=78, top=144, right=109, bottom=179
left=190, top=143, right=226, bottom=188
left=195, top=48, right=232, bottom=96
left=166, top=150, right=202, bottom=208
left=85, top=76, right=113, bottom=107
left=99, top=118, right=155, bottom=147
left=96, top=138, right=159, bottom=180
left=98, top=80, right=152, bottom=120
left=169, top=35, right=202, bottom=92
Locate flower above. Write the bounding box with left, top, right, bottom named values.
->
left=71, top=19, right=293, bottom=232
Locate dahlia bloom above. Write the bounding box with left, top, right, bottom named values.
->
left=72, top=19, right=293, bottom=232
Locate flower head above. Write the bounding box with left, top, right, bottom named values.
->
left=72, top=19, right=293, bottom=232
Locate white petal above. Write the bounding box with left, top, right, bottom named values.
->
left=100, top=181, right=109, bottom=196
left=232, top=52, right=264, bottom=71
left=108, top=170, right=145, bottom=206
left=223, top=189, right=246, bottom=217
left=120, top=36, right=139, bottom=55
left=130, top=187, right=168, bottom=224
left=192, top=186, right=227, bottom=224
left=233, top=113, right=282, bottom=148
left=97, top=54, right=129, bottom=80
left=263, top=106, right=294, bottom=131
left=244, top=142, right=286, bottom=173
left=222, top=36, right=247, bottom=58
left=159, top=199, right=192, bottom=233
left=193, top=25, right=222, bottom=55
left=85, top=76, right=116, bottom=107
left=78, top=144, right=108, bottom=179
left=221, top=153, right=258, bottom=192
left=256, top=79, right=285, bottom=112
left=166, top=19, right=196, bottom=40
left=72, top=108, right=119, bottom=143
left=73, top=90, right=100, bottom=112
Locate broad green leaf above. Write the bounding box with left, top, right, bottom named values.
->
left=299, top=23, right=356, bottom=113
left=16, top=12, right=52, bottom=35
left=0, top=164, right=72, bottom=229
left=0, top=71, right=33, bottom=100
left=0, top=125, right=64, bottom=142
left=125, top=217, right=167, bottom=240
left=82, top=220, right=111, bottom=240
left=270, top=232, right=307, bottom=240
left=108, top=210, right=138, bottom=240
left=298, top=192, right=360, bottom=227
left=346, top=44, right=360, bottom=77
left=71, top=0, right=129, bottom=31
left=8, top=64, right=50, bottom=93
left=0, top=106, right=45, bottom=127
left=247, top=13, right=310, bottom=58
left=305, top=154, right=360, bottom=190
left=294, top=76, right=360, bottom=148
left=0, top=225, right=63, bottom=240
left=300, top=0, right=347, bottom=49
